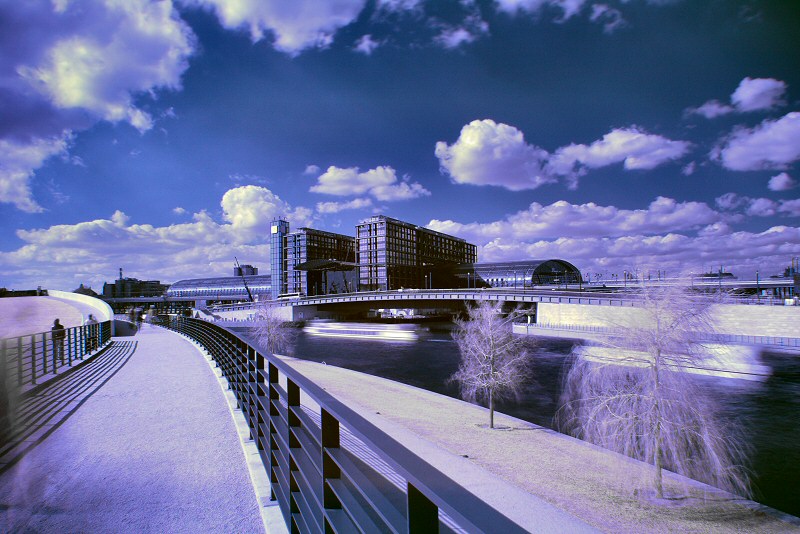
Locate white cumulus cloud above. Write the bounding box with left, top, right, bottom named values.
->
left=435, top=119, right=553, bottom=191
left=731, top=77, right=787, bottom=112
left=428, top=196, right=720, bottom=242
left=548, top=127, right=691, bottom=178
left=715, top=112, right=800, bottom=171
left=17, top=1, right=194, bottom=131
left=316, top=198, right=373, bottom=214
left=496, top=0, right=588, bottom=20
left=0, top=134, right=71, bottom=213
left=310, top=166, right=430, bottom=201
left=768, top=172, right=797, bottom=191
left=687, top=77, right=787, bottom=119
left=184, top=0, right=367, bottom=54
left=221, top=185, right=313, bottom=241
left=436, top=120, right=690, bottom=191
left=1, top=0, right=195, bottom=212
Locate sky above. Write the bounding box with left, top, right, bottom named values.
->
left=1, top=0, right=799, bottom=291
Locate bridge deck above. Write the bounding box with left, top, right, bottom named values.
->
left=0, top=327, right=264, bottom=533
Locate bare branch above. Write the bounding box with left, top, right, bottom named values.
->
left=556, top=278, right=751, bottom=500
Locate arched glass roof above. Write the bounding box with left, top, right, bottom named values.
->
left=166, top=274, right=271, bottom=297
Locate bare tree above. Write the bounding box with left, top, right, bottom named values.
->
left=557, top=279, right=751, bottom=500
left=450, top=301, right=532, bottom=429
left=253, top=304, right=296, bottom=356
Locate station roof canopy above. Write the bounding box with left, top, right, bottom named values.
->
left=458, top=259, right=582, bottom=283
left=168, top=274, right=271, bottom=291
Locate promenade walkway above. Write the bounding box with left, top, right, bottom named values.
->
left=0, top=326, right=264, bottom=533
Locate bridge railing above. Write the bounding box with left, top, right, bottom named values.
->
left=164, top=316, right=529, bottom=533
left=0, top=321, right=112, bottom=391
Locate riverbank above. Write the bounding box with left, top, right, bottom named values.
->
left=280, top=356, right=800, bottom=533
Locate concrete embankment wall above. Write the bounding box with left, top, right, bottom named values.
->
left=537, top=302, right=800, bottom=338
left=48, top=290, right=113, bottom=323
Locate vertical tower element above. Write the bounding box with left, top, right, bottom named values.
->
left=270, top=219, right=289, bottom=299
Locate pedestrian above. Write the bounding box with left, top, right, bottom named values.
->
left=135, top=309, right=143, bottom=331
left=51, top=319, right=66, bottom=363
left=84, top=314, right=99, bottom=351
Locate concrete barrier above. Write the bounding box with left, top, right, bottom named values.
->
left=48, top=290, right=115, bottom=336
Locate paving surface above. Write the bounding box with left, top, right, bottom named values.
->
left=0, top=326, right=264, bottom=533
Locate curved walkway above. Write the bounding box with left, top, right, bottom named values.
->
left=0, top=326, right=263, bottom=533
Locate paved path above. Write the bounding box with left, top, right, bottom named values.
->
left=0, top=326, right=264, bottom=533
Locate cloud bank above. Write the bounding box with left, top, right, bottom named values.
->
left=0, top=186, right=311, bottom=290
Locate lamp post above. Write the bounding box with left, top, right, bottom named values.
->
left=756, top=270, right=760, bottom=301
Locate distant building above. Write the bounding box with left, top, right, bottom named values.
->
left=356, top=215, right=477, bottom=291
left=73, top=284, right=98, bottom=297
left=454, top=260, right=582, bottom=289
left=103, top=277, right=169, bottom=298
left=271, top=219, right=357, bottom=298
left=234, top=264, right=258, bottom=276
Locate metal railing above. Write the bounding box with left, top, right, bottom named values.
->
left=1, top=321, right=112, bottom=390
left=164, top=316, right=529, bottom=533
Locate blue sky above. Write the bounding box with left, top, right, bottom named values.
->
left=1, top=0, right=799, bottom=291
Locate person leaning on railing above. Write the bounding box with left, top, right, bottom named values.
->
left=84, top=314, right=99, bottom=351
left=51, top=318, right=66, bottom=362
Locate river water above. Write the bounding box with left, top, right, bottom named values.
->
left=239, top=326, right=800, bottom=518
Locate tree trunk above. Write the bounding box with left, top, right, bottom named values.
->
left=489, top=389, right=494, bottom=429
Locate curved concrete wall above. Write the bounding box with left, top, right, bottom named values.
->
left=537, top=301, right=800, bottom=338
left=48, top=290, right=115, bottom=335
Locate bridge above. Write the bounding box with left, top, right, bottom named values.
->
left=3, top=295, right=798, bottom=532
left=99, top=274, right=797, bottom=313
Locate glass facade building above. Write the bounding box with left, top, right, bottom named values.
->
left=285, top=227, right=357, bottom=296
left=270, top=219, right=289, bottom=299
left=356, top=215, right=477, bottom=291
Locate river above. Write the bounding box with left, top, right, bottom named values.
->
left=238, top=325, right=800, bottom=518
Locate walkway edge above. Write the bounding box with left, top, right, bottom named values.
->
left=172, top=329, right=287, bottom=534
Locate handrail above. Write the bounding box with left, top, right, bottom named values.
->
left=164, top=316, right=530, bottom=533
left=0, top=320, right=112, bottom=392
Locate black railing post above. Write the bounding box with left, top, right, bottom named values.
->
left=42, top=333, right=48, bottom=375
left=17, top=337, right=23, bottom=386
left=30, top=335, right=37, bottom=384
left=67, top=329, right=73, bottom=366
left=256, top=350, right=266, bottom=451
left=322, top=409, right=341, bottom=520
left=52, top=332, right=58, bottom=373
left=268, top=361, right=279, bottom=502
left=407, top=482, right=438, bottom=533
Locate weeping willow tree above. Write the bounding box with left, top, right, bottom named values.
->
left=450, top=301, right=532, bottom=429
left=557, top=280, right=751, bottom=500
left=253, top=304, right=296, bottom=356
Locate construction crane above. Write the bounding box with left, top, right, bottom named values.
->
left=234, top=256, right=255, bottom=302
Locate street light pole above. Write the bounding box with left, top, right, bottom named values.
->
left=756, top=270, right=760, bottom=301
